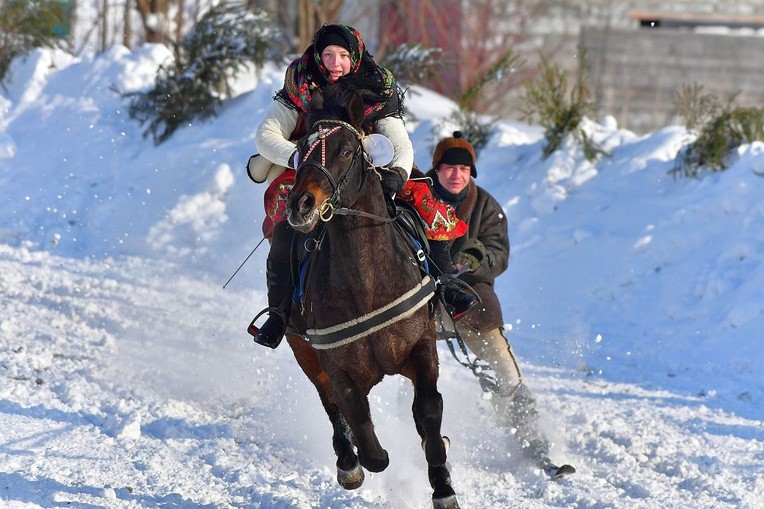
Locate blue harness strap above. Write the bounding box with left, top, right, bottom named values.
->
left=293, top=258, right=309, bottom=303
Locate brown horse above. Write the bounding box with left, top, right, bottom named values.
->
left=282, top=82, right=460, bottom=509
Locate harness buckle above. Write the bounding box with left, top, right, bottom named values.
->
left=416, top=249, right=426, bottom=262
left=319, top=200, right=335, bottom=222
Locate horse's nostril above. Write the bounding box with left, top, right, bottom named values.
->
left=299, top=193, right=315, bottom=214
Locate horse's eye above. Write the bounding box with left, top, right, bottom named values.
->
left=342, top=149, right=353, bottom=158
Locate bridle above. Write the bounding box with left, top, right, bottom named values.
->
left=296, top=119, right=397, bottom=224
left=296, top=119, right=364, bottom=221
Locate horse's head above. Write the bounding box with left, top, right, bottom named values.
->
left=286, top=83, right=367, bottom=233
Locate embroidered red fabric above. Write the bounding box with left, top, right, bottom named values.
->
left=261, top=170, right=295, bottom=239
left=261, top=170, right=466, bottom=241
left=399, top=180, right=468, bottom=241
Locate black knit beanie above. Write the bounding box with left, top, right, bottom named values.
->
left=315, top=25, right=354, bottom=54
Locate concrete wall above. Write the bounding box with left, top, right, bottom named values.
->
left=367, top=0, right=764, bottom=132
left=580, top=27, right=764, bottom=133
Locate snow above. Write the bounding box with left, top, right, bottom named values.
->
left=2, top=45, right=764, bottom=509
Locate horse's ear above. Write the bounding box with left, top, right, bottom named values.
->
left=347, top=90, right=365, bottom=130
left=311, top=88, right=325, bottom=112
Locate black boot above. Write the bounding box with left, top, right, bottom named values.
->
left=429, top=240, right=479, bottom=320
left=248, top=258, right=292, bottom=348
left=248, top=221, right=294, bottom=349
left=441, top=278, right=480, bottom=321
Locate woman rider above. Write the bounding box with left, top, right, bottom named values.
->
left=246, top=24, right=476, bottom=348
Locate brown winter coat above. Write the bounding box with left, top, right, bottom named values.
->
left=444, top=180, right=510, bottom=333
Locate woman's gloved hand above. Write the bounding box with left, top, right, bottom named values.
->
left=380, top=166, right=407, bottom=195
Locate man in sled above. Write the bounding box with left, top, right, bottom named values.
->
left=423, top=131, right=575, bottom=478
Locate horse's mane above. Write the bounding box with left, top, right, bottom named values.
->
left=335, top=74, right=390, bottom=108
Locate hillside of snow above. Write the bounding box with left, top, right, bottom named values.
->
left=1, top=46, right=763, bottom=508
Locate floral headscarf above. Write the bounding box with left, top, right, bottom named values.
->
left=275, top=24, right=398, bottom=120
left=312, top=24, right=365, bottom=78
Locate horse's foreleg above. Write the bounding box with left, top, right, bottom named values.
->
left=331, top=373, right=390, bottom=473
left=402, top=340, right=459, bottom=508
left=286, top=335, right=361, bottom=488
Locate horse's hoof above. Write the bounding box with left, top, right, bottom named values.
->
left=359, top=450, right=389, bottom=473
left=337, top=462, right=364, bottom=490
left=432, top=494, right=460, bottom=509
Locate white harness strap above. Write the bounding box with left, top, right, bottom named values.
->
left=307, top=276, right=436, bottom=350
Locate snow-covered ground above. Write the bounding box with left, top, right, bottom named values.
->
left=1, top=45, right=763, bottom=508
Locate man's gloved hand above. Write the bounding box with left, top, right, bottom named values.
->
left=454, top=238, right=486, bottom=273
left=380, top=166, right=407, bottom=195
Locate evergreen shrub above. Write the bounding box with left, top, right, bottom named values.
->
left=520, top=52, right=605, bottom=162
left=380, top=43, right=448, bottom=85
left=0, top=0, right=65, bottom=84
left=673, top=83, right=764, bottom=177
left=433, top=49, right=523, bottom=157
left=127, top=2, right=281, bottom=144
